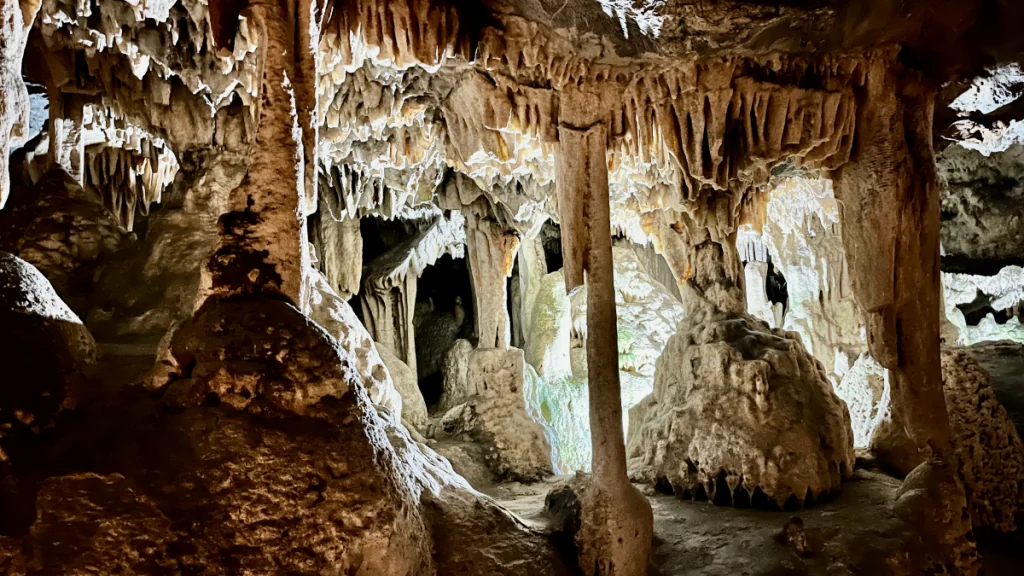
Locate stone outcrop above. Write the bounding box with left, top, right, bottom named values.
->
left=628, top=301, right=855, bottom=509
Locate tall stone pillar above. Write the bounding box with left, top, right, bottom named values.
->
left=199, top=0, right=318, bottom=306
left=555, top=88, right=652, bottom=576
left=832, top=60, right=952, bottom=469
left=465, top=211, right=519, bottom=349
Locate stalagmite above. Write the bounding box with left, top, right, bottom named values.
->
left=465, top=208, right=520, bottom=349
left=554, top=87, right=652, bottom=576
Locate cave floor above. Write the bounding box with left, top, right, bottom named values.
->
left=89, top=341, right=1024, bottom=575
left=485, top=470, right=1024, bottom=575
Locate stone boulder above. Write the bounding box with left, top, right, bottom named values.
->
left=0, top=252, right=95, bottom=450
left=628, top=305, right=855, bottom=509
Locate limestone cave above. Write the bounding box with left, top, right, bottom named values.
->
left=3, top=1, right=1024, bottom=574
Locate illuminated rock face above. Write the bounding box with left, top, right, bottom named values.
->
left=628, top=301, right=855, bottom=509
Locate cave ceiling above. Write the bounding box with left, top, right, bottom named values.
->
left=17, top=0, right=1024, bottom=239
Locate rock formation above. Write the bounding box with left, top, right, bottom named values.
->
left=941, top=349, right=1024, bottom=534
left=628, top=300, right=855, bottom=509
left=462, top=347, right=554, bottom=481
left=4, top=0, right=1024, bottom=574
left=0, top=251, right=94, bottom=461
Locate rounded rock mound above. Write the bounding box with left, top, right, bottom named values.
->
left=627, top=307, right=854, bottom=509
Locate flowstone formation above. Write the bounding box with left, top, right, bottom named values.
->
left=628, top=298, right=855, bottom=509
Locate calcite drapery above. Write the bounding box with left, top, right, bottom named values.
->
left=555, top=87, right=653, bottom=576
left=362, top=272, right=419, bottom=377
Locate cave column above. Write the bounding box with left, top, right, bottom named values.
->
left=556, top=88, right=652, bottom=576
left=646, top=210, right=745, bottom=315
left=833, top=60, right=951, bottom=469
left=465, top=211, right=520, bottom=349
left=197, top=0, right=319, bottom=306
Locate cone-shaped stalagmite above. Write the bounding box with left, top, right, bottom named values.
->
left=556, top=87, right=653, bottom=576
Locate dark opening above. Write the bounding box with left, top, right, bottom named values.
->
left=414, top=254, right=474, bottom=409
left=540, top=219, right=564, bottom=272
left=956, top=289, right=1019, bottom=326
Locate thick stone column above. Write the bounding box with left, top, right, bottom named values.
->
left=199, top=0, right=317, bottom=305
left=465, top=210, right=519, bottom=349
left=833, top=60, right=952, bottom=469
left=556, top=89, right=652, bottom=576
